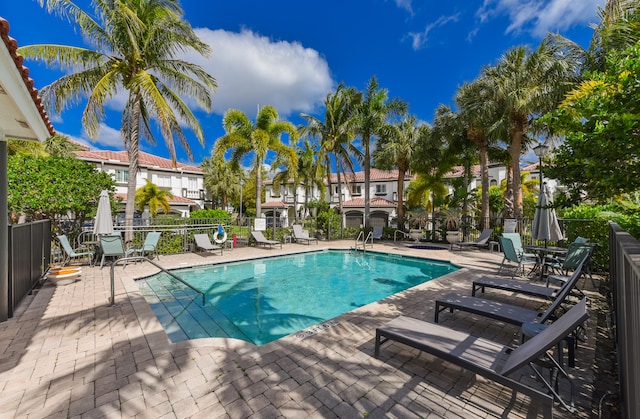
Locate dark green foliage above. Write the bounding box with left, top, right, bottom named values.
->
left=7, top=155, right=115, bottom=222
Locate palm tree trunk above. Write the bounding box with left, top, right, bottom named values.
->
left=256, top=158, right=262, bottom=217
left=364, top=139, right=371, bottom=228
left=336, top=161, right=344, bottom=235
left=124, top=97, right=142, bottom=243
left=397, top=166, right=406, bottom=231
left=480, top=144, right=489, bottom=229
left=511, top=131, right=524, bottom=218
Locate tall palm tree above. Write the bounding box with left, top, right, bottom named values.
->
left=135, top=179, right=173, bottom=217
left=455, top=77, right=498, bottom=227
left=20, top=0, right=217, bottom=239
left=300, top=83, right=361, bottom=221
left=44, top=133, right=84, bottom=158
left=213, top=106, right=298, bottom=217
left=201, top=157, right=244, bottom=210
left=483, top=39, right=579, bottom=218
left=353, top=76, right=406, bottom=228
left=375, top=114, right=425, bottom=230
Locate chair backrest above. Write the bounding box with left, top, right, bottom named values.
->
left=143, top=232, right=162, bottom=250
left=504, top=219, right=517, bottom=233
left=251, top=230, right=267, bottom=242
left=476, top=228, right=493, bottom=244
left=499, top=236, right=520, bottom=263
left=502, top=233, right=524, bottom=253
left=194, top=234, right=212, bottom=247
left=292, top=224, right=306, bottom=238
left=57, top=235, right=74, bottom=255
left=100, top=233, right=125, bottom=256
left=538, top=257, right=588, bottom=323
left=574, top=236, right=589, bottom=244
left=562, top=243, right=592, bottom=271
left=499, top=298, right=588, bottom=375
left=372, top=226, right=383, bottom=239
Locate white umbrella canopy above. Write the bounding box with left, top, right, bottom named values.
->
left=93, top=190, right=114, bottom=236
left=531, top=183, right=564, bottom=243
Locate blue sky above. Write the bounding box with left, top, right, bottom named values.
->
left=2, top=0, right=605, bottom=168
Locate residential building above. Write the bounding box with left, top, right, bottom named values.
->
left=75, top=150, right=205, bottom=216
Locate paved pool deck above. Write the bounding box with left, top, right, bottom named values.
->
left=0, top=240, right=607, bottom=418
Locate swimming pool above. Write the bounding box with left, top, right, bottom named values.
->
left=136, top=250, right=458, bottom=345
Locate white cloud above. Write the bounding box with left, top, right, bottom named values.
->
left=477, top=0, right=605, bottom=37
left=395, top=0, right=414, bottom=15
left=91, top=123, right=123, bottom=148
left=183, top=28, right=334, bottom=118
left=407, top=14, right=460, bottom=50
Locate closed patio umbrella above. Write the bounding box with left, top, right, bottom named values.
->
left=531, top=183, right=563, bottom=244
left=93, top=190, right=114, bottom=236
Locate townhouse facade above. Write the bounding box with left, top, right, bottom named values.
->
left=75, top=149, right=205, bottom=217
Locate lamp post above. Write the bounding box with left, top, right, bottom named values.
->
left=533, top=142, right=549, bottom=185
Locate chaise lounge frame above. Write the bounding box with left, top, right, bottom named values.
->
left=375, top=298, right=589, bottom=418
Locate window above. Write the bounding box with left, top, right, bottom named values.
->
left=188, top=177, right=198, bottom=190
left=156, top=175, right=171, bottom=188
left=333, top=185, right=340, bottom=195
left=114, top=170, right=128, bottom=183
left=490, top=179, right=498, bottom=187
left=351, top=185, right=362, bottom=195
left=375, top=184, right=387, bottom=195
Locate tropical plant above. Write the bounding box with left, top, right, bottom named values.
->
left=375, top=114, right=425, bottom=231
left=353, top=76, right=406, bottom=227
left=135, top=179, right=173, bottom=217
left=214, top=106, right=298, bottom=217
left=300, top=83, right=361, bottom=221
left=201, top=156, right=245, bottom=210
left=20, top=0, right=217, bottom=239
left=481, top=39, right=579, bottom=218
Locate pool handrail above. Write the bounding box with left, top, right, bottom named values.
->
left=107, top=256, right=205, bottom=306
left=394, top=230, right=411, bottom=242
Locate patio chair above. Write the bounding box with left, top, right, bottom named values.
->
left=497, top=236, right=539, bottom=278
left=452, top=228, right=493, bottom=251
left=545, top=242, right=594, bottom=294
left=503, top=218, right=517, bottom=233
left=99, top=233, right=126, bottom=269
left=375, top=298, right=589, bottom=417
left=472, top=249, right=590, bottom=300
left=57, top=234, right=95, bottom=267
left=126, top=231, right=161, bottom=261
left=292, top=224, right=318, bottom=245
left=434, top=258, right=587, bottom=327
left=251, top=230, right=282, bottom=249
left=193, top=234, right=223, bottom=256
left=372, top=226, right=383, bottom=241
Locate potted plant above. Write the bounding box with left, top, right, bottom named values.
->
left=442, top=208, right=461, bottom=244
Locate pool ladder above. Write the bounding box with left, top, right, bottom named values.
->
left=353, top=230, right=374, bottom=252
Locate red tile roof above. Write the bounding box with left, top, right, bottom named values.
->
left=0, top=17, right=55, bottom=136
left=114, top=193, right=197, bottom=205
left=76, top=150, right=202, bottom=173
left=341, top=197, right=396, bottom=208
left=329, top=168, right=415, bottom=183
left=261, top=201, right=287, bottom=208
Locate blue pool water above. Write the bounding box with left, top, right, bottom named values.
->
left=136, top=250, right=458, bottom=345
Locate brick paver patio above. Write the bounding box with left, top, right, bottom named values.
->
left=0, top=240, right=604, bottom=418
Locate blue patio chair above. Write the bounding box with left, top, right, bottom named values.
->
left=498, top=236, right=539, bottom=278
left=57, top=234, right=94, bottom=267
left=99, top=233, right=126, bottom=269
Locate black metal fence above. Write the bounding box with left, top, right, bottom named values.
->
left=610, top=222, right=640, bottom=419
left=8, top=219, right=51, bottom=317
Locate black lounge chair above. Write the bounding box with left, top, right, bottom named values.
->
left=375, top=298, right=589, bottom=418
left=435, top=258, right=586, bottom=326
left=451, top=228, right=493, bottom=251
left=471, top=248, right=590, bottom=300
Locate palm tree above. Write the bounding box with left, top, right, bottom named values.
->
left=455, top=77, right=498, bottom=227
left=44, top=133, right=84, bottom=158
left=482, top=40, right=579, bottom=218
left=20, top=0, right=217, bottom=239
left=213, top=106, right=298, bottom=217
left=375, top=114, right=425, bottom=230
left=353, top=76, right=406, bottom=228
left=300, top=83, right=361, bottom=222
left=201, top=157, right=244, bottom=210
left=135, top=179, right=173, bottom=217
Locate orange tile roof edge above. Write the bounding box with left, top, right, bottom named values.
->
left=0, top=17, right=55, bottom=136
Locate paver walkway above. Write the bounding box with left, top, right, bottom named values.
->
left=0, top=240, right=605, bottom=418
